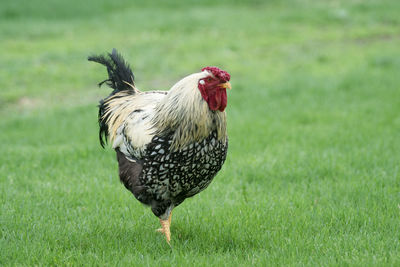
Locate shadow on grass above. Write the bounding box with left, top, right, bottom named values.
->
left=171, top=222, right=263, bottom=252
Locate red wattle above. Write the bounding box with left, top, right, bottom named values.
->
left=219, top=90, right=227, bottom=111
left=210, top=91, right=219, bottom=111
left=207, top=89, right=227, bottom=111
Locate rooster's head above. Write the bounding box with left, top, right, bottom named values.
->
left=198, top=67, right=231, bottom=112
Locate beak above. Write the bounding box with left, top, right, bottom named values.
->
left=219, top=82, right=232, bottom=90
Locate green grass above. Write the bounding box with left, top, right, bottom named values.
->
left=1, top=0, right=400, bottom=265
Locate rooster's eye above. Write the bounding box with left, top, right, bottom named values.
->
left=207, top=77, right=213, bottom=82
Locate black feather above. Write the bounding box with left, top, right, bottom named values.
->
left=98, top=99, right=108, bottom=148
left=88, top=48, right=135, bottom=93
left=88, top=48, right=136, bottom=147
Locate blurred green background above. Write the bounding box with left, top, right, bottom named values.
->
left=1, top=0, right=400, bottom=265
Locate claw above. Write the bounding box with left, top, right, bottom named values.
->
left=158, top=218, right=171, bottom=243
left=156, top=212, right=172, bottom=244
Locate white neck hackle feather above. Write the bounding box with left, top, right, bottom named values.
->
left=152, top=71, right=227, bottom=150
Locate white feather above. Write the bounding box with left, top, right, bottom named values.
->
left=108, top=91, right=166, bottom=158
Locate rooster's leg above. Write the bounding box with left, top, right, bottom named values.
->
left=156, top=212, right=172, bottom=243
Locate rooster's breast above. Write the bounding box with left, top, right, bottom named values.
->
left=139, top=131, right=228, bottom=205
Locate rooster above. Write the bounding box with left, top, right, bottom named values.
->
left=88, top=49, right=231, bottom=243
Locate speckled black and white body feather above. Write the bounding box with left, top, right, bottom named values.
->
left=89, top=49, right=229, bottom=221
left=118, top=130, right=227, bottom=219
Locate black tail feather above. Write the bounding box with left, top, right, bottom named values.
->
left=89, top=48, right=137, bottom=148
left=88, top=48, right=136, bottom=94
left=98, top=99, right=108, bottom=148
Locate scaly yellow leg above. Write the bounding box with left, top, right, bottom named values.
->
left=156, top=212, right=172, bottom=243
left=168, top=211, right=172, bottom=225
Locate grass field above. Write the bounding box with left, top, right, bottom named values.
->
left=1, top=0, right=400, bottom=265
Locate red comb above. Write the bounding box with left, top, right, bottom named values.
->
left=202, top=66, right=230, bottom=82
